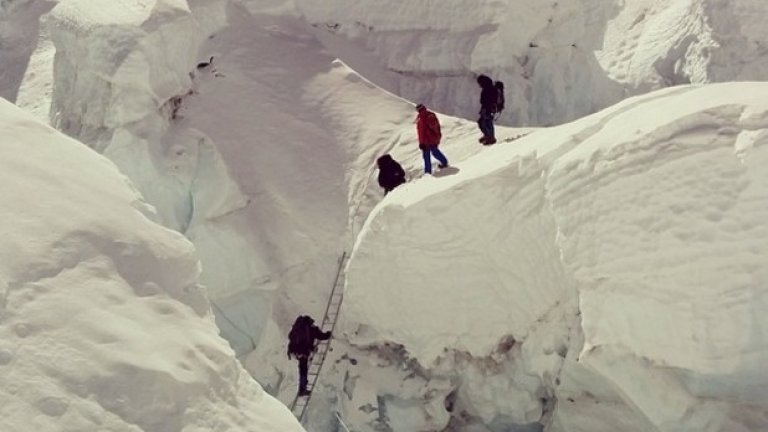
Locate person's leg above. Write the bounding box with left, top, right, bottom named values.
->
left=430, top=147, right=448, bottom=167
left=422, top=148, right=432, bottom=174
left=480, top=113, right=496, bottom=143
left=298, top=355, right=309, bottom=393
left=478, top=117, right=488, bottom=141
left=487, top=115, right=496, bottom=141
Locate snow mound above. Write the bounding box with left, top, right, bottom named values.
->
left=0, top=98, right=302, bottom=432
left=342, top=82, right=768, bottom=431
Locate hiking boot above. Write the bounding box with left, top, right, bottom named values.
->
left=298, top=388, right=311, bottom=397
left=483, top=137, right=497, bottom=145
left=478, top=136, right=486, bottom=144
left=438, top=163, right=448, bottom=169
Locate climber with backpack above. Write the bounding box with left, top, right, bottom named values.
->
left=287, top=315, right=331, bottom=396
left=377, top=154, right=406, bottom=195
left=476, top=74, right=505, bottom=145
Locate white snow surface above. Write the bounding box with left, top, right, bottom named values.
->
left=0, top=98, right=303, bottom=431
left=342, top=83, right=768, bottom=431
left=6, top=0, right=768, bottom=430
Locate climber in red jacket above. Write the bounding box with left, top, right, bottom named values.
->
left=415, top=104, right=449, bottom=174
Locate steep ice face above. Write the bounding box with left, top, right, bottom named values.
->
left=47, top=0, right=237, bottom=232
left=0, top=98, right=304, bottom=432
left=339, top=83, right=768, bottom=431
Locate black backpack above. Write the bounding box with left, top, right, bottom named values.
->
left=494, top=81, right=505, bottom=113
left=288, top=316, right=313, bottom=355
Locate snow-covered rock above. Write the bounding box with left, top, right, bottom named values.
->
left=0, top=97, right=303, bottom=431
left=340, top=82, right=768, bottom=431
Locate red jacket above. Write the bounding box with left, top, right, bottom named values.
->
left=416, top=110, right=442, bottom=147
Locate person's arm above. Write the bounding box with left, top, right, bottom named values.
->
left=313, top=326, right=332, bottom=341
left=416, top=118, right=426, bottom=149
left=378, top=169, right=386, bottom=188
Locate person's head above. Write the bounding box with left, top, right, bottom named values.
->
left=415, top=103, right=427, bottom=114
left=476, top=74, right=493, bottom=88
left=296, top=315, right=313, bottom=325
left=377, top=154, right=393, bottom=168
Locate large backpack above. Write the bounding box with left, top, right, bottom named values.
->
left=288, top=316, right=313, bottom=355
left=427, top=112, right=442, bottom=143
left=494, top=81, right=505, bottom=114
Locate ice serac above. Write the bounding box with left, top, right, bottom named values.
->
left=597, top=0, right=768, bottom=90
left=342, top=83, right=768, bottom=431
left=0, top=97, right=304, bottom=432
left=47, top=0, right=240, bottom=233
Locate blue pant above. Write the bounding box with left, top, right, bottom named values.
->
left=422, top=146, right=448, bottom=174
left=478, top=112, right=495, bottom=139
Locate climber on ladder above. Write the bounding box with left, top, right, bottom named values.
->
left=287, top=315, right=331, bottom=396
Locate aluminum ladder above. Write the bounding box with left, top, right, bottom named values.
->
left=290, top=251, right=349, bottom=422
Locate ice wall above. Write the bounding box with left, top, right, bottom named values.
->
left=293, top=0, right=623, bottom=127
left=0, top=97, right=303, bottom=432
left=45, top=0, right=262, bottom=349
left=339, top=83, right=768, bottom=431
left=0, top=0, right=55, bottom=107
left=47, top=0, right=238, bottom=233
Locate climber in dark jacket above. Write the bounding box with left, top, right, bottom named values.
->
left=476, top=74, right=498, bottom=145
left=287, top=315, right=331, bottom=396
left=377, top=154, right=406, bottom=195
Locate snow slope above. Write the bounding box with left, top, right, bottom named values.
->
left=339, top=83, right=768, bottom=431
left=0, top=97, right=303, bottom=431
